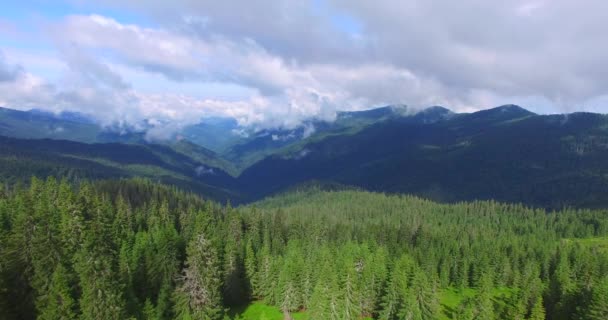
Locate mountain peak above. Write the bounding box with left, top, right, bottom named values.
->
left=492, top=104, right=535, bottom=115
left=410, top=106, right=454, bottom=123
left=419, top=105, right=452, bottom=115
left=468, top=104, right=536, bottom=121
left=337, top=105, right=403, bottom=120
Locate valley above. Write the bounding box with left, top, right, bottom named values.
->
left=3, top=105, right=608, bottom=208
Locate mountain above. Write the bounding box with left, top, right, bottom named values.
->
left=236, top=106, right=608, bottom=208
left=0, top=105, right=419, bottom=173
left=181, top=117, right=244, bottom=153
left=3, top=104, right=608, bottom=208
left=0, top=135, right=241, bottom=202
left=0, top=107, right=100, bottom=142
left=168, top=139, right=238, bottom=176
left=0, top=107, right=242, bottom=173
left=221, top=104, right=417, bottom=171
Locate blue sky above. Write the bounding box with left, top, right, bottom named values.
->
left=1, top=0, right=607, bottom=135
left=0, top=1, right=149, bottom=25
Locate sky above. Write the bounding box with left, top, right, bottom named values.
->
left=1, top=0, right=608, bottom=136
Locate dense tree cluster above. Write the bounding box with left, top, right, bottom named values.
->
left=0, top=179, right=607, bottom=319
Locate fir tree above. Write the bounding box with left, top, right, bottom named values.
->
left=174, top=233, right=223, bottom=320
left=37, top=264, right=77, bottom=320
left=585, top=277, right=608, bottom=320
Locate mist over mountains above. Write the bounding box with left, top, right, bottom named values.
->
left=2, top=103, right=608, bottom=208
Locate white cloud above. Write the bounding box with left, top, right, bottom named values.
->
left=0, top=51, right=24, bottom=83
left=37, top=14, right=454, bottom=132
left=515, top=1, right=546, bottom=17
left=329, top=0, right=608, bottom=108
left=3, top=0, right=608, bottom=140
left=50, top=14, right=207, bottom=80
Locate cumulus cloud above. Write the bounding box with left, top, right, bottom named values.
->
left=2, top=0, right=608, bottom=139
left=0, top=68, right=54, bottom=110
left=92, top=0, right=608, bottom=108
left=95, top=0, right=365, bottom=65
left=50, top=14, right=206, bottom=81
left=329, top=0, right=608, bottom=106
left=41, top=14, right=447, bottom=131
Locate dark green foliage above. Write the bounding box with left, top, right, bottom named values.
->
left=174, top=233, right=223, bottom=320
left=236, top=107, right=608, bottom=209
left=581, top=277, right=608, bottom=320
left=38, top=264, right=77, bottom=320
left=0, top=136, right=242, bottom=203
left=0, top=178, right=608, bottom=319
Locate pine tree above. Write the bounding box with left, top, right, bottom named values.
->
left=244, top=238, right=259, bottom=298
left=379, top=254, right=415, bottom=320
left=157, top=280, right=175, bottom=320
left=30, top=178, right=64, bottom=313
left=276, top=255, right=299, bottom=318
left=340, top=266, right=361, bottom=320
left=309, top=277, right=332, bottom=319
left=257, top=240, right=276, bottom=304
left=75, top=195, right=126, bottom=320
left=142, top=299, right=158, bottom=320
left=475, top=273, right=495, bottom=320
left=359, top=246, right=387, bottom=316
left=398, top=289, right=423, bottom=320
left=549, top=248, right=576, bottom=320
left=455, top=298, right=476, bottom=320
left=223, top=215, right=246, bottom=306
left=529, top=296, right=546, bottom=320
left=174, top=233, right=223, bottom=320
left=585, top=277, right=608, bottom=320
left=409, top=269, right=440, bottom=320
left=37, top=264, right=77, bottom=320
left=308, top=253, right=339, bottom=320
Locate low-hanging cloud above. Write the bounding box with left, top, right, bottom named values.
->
left=2, top=0, right=608, bottom=139
left=0, top=51, right=23, bottom=83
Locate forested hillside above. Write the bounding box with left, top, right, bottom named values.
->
left=237, top=107, right=608, bottom=208
left=0, top=136, right=241, bottom=202
left=4, top=105, right=608, bottom=208
left=1, top=178, right=607, bottom=319
left=0, top=107, right=100, bottom=143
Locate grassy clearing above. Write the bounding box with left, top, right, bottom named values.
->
left=439, top=287, right=515, bottom=319
left=562, top=237, right=608, bottom=252
left=231, top=287, right=515, bottom=320
left=230, top=302, right=308, bottom=320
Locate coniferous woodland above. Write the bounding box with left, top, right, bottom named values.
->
left=1, top=178, right=608, bottom=319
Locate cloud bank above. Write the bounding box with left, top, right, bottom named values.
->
left=2, top=0, right=608, bottom=137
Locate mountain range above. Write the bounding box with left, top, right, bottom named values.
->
left=1, top=104, right=607, bottom=208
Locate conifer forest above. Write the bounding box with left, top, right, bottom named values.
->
left=1, top=178, right=607, bottom=319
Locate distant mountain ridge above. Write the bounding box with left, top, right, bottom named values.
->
left=235, top=106, right=608, bottom=208
left=0, top=135, right=241, bottom=202
left=0, top=104, right=445, bottom=172
left=3, top=104, right=608, bottom=208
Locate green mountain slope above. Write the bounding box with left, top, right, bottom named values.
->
left=3, top=104, right=608, bottom=208
left=221, top=105, right=422, bottom=171
left=0, top=107, right=100, bottom=142
left=237, top=106, right=608, bottom=208
left=0, top=107, right=242, bottom=174
left=0, top=136, right=242, bottom=202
